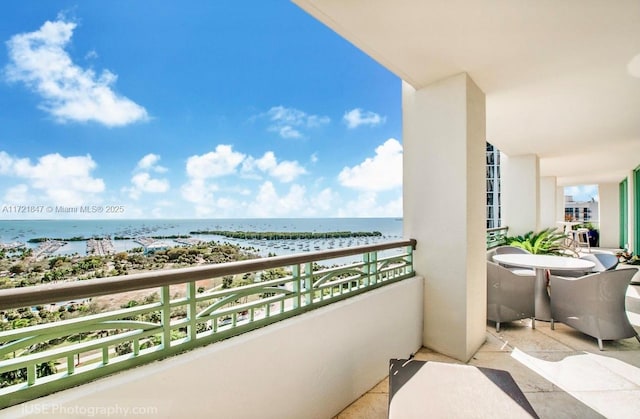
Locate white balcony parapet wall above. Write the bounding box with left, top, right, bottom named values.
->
left=4, top=276, right=424, bottom=419
left=0, top=240, right=417, bottom=413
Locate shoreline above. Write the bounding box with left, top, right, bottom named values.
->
left=22, top=230, right=383, bottom=244
left=0, top=218, right=403, bottom=260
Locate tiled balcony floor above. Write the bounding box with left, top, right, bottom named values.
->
left=336, top=282, right=640, bottom=419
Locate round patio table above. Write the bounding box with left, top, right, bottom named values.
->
left=492, top=253, right=595, bottom=321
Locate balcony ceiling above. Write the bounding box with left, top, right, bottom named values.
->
left=293, top=0, right=640, bottom=186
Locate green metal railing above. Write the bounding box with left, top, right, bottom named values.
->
left=486, top=226, right=509, bottom=249
left=0, top=240, right=416, bottom=408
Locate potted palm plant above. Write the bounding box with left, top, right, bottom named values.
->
left=506, top=227, right=567, bottom=255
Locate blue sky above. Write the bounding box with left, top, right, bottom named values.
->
left=0, top=1, right=403, bottom=219
left=565, top=185, right=598, bottom=202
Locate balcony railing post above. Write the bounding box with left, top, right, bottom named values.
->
left=27, top=363, right=35, bottom=386
left=304, top=262, right=312, bottom=306
left=102, top=347, right=109, bottom=365
left=187, top=281, right=197, bottom=341
left=364, top=251, right=378, bottom=286
left=363, top=252, right=370, bottom=286
left=407, top=245, right=414, bottom=275
left=292, top=264, right=301, bottom=310
left=161, top=285, right=171, bottom=350
left=67, top=355, right=75, bottom=375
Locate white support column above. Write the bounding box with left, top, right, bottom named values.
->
left=598, top=183, right=620, bottom=249
left=402, top=74, right=486, bottom=362
left=539, top=176, right=557, bottom=230
left=501, top=154, right=540, bottom=236
left=628, top=171, right=636, bottom=253
left=556, top=186, right=565, bottom=225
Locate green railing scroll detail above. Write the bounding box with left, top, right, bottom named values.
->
left=0, top=239, right=416, bottom=409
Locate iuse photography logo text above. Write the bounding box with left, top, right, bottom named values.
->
left=21, top=402, right=159, bottom=417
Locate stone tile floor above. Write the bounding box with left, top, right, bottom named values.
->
left=335, top=283, right=640, bottom=419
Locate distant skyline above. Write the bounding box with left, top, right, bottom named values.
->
left=0, top=2, right=402, bottom=219
left=565, top=185, right=599, bottom=202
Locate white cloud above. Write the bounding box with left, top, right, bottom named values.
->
left=275, top=125, right=302, bottom=139
left=242, top=151, right=307, bottom=183
left=4, top=184, right=30, bottom=204
left=0, top=152, right=105, bottom=205
left=269, top=160, right=306, bottom=183
left=253, top=152, right=277, bottom=172
left=216, top=197, right=240, bottom=211
left=129, top=173, right=169, bottom=196
left=242, top=183, right=340, bottom=218
left=181, top=178, right=218, bottom=206
left=338, top=192, right=402, bottom=217
left=309, top=187, right=338, bottom=214
left=124, top=154, right=170, bottom=199
left=0, top=152, right=13, bottom=174
left=246, top=181, right=307, bottom=217
left=338, top=138, right=402, bottom=192
left=185, top=145, right=245, bottom=179
left=306, top=114, right=331, bottom=128
left=136, top=153, right=167, bottom=172
left=181, top=145, right=246, bottom=212
left=4, top=18, right=148, bottom=126
left=85, top=49, right=98, bottom=60
left=263, top=106, right=330, bottom=139
left=267, top=106, right=305, bottom=125
left=343, top=108, right=385, bottom=129
left=177, top=168, right=400, bottom=218
left=181, top=179, right=236, bottom=218
left=565, top=185, right=599, bottom=202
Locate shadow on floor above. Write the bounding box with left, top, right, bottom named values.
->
left=335, top=284, right=640, bottom=419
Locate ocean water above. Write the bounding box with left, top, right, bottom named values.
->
left=0, top=218, right=403, bottom=257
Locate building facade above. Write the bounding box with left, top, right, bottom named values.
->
left=564, top=195, right=599, bottom=225
left=486, top=142, right=501, bottom=228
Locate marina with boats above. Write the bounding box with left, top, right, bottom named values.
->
left=0, top=218, right=403, bottom=259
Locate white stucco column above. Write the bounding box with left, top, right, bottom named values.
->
left=501, top=154, right=540, bottom=236
left=402, top=73, right=486, bottom=362
left=598, top=182, right=620, bottom=249
left=628, top=171, right=636, bottom=253
left=556, top=186, right=565, bottom=224
left=539, top=176, right=557, bottom=230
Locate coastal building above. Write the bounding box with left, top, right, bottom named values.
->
left=486, top=142, right=501, bottom=229
left=564, top=195, right=599, bottom=225
left=144, top=243, right=170, bottom=254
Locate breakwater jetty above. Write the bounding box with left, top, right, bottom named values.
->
left=0, top=241, right=25, bottom=251
left=32, top=240, right=67, bottom=260
left=189, top=230, right=382, bottom=240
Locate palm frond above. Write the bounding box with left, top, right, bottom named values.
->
left=506, top=227, right=568, bottom=255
